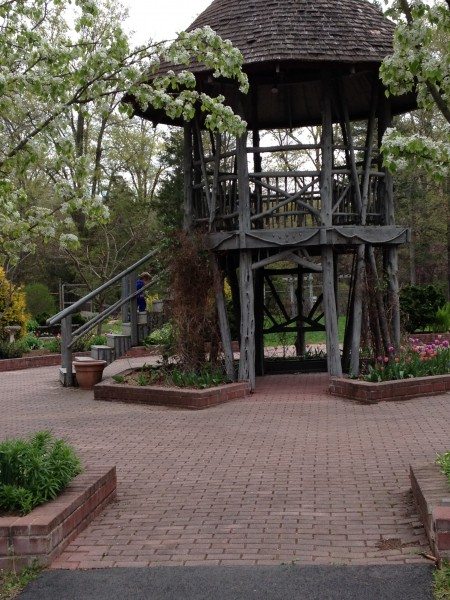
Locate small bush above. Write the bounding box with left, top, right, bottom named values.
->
left=0, top=431, right=82, bottom=515
left=400, top=284, right=446, bottom=332
left=144, top=322, right=174, bottom=347
left=0, top=267, right=28, bottom=340
left=437, top=451, right=450, bottom=485
left=41, top=338, right=61, bottom=353
left=24, top=283, right=56, bottom=321
left=19, top=333, right=43, bottom=352
left=0, top=340, right=24, bottom=359
left=434, top=303, right=450, bottom=333
left=82, top=333, right=107, bottom=350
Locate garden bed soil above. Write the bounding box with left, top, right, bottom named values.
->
left=0, top=466, right=116, bottom=570
left=410, top=463, right=450, bottom=561
left=94, top=369, right=250, bottom=409
left=329, top=373, right=450, bottom=403
left=0, top=352, right=90, bottom=372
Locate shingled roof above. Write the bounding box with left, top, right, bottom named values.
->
left=187, top=0, right=395, bottom=67
left=130, top=0, right=416, bottom=128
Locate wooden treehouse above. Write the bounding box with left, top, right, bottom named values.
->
left=131, top=0, right=416, bottom=390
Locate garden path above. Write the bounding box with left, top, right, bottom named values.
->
left=1, top=358, right=449, bottom=569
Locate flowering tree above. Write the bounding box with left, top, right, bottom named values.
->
left=0, top=0, right=248, bottom=265
left=380, top=0, right=450, bottom=178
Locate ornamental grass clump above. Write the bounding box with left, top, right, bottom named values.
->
left=364, top=337, right=450, bottom=382
left=437, top=452, right=450, bottom=485
left=0, top=431, right=82, bottom=515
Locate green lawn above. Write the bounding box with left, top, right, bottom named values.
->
left=264, top=316, right=346, bottom=347
left=0, top=565, right=41, bottom=600
left=434, top=561, right=450, bottom=600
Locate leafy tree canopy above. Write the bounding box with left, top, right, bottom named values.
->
left=0, top=0, right=248, bottom=264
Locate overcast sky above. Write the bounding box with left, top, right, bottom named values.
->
left=124, top=0, right=212, bottom=44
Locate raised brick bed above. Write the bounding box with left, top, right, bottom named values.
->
left=329, top=374, right=450, bottom=404
left=0, top=466, right=116, bottom=570
left=410, top=463, right=450, bottom=561
left=94, top=370, right=250, bottom=409
left=0, top=352, right=90, bottom=373
left=412, top=333, right=450, bottom=344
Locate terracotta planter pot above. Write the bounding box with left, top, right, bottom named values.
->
left=73, top=359, right=107, bottom=390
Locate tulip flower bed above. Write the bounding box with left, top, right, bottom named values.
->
left=364, top=337, right=450, bottom=383
left=329, top=337, right=450, bottom=403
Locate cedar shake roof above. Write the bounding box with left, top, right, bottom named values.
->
left=187, top=0, right=395, bottom=67
left=129, top=0, right=416, bottom=127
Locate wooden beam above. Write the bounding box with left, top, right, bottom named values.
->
left=183, top=124, right=193, bottom=231
left=236, top=132, right=255, bottom=389
left=213, top=259, right=236, bottom=382
left=321, top=73, right=342, bottom=377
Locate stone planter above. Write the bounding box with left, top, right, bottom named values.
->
left=95, top=369, right=250, bottom=409
left=73, top=359, right=107, bottom=390
left=329, top=373, right=450, bottom=404
left=410, top=463, right=450, bottom=561
left=0, top=466, right=116, bottom=570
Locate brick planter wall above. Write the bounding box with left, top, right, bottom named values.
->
left=412, top=333, right=450, bottom=344
left=410, top=463, right=450, bottom=560
left=0, top=352, right=90, bottom=373
left=0, top=466, right=116, bottom=570
left=329, top=374, right=450, bottom=404
left=95, top=371, right=249, bottom=410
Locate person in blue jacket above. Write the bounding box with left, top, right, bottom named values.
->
left=136, top=271, right=151, bottom=312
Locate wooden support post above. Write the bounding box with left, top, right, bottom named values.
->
left=254, top=267, right=265, bottom=376
left=349, top=244, right=365, bottom=376
left=213, top=258, right=236, bottom=382
left=236, top=132, right=256, bottom=389
left=349, top=80, right=379, bottom=376
left=321, top=74, right=342, bottom=377
left=129, top=272, right=139, bottom=347
left=61, top=315, right=73, bottom=387
left=379, top=94, right=401, bottom=349
left=295, top=268, right=306, bottom=356
left=183, top=124, right=194, bottom=232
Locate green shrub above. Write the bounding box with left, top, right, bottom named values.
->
left=26, top=319, right=40, bottom=333
left=19, top=333, right=43, bottom=352
left=434, top=303, right=450, bottom=333
left=24, top=283, right=56, bottom=321
left=41, top=338, right=61, bottom=353
left=437, top=451, right=450, bottom=485
left=400, top=284, right=446, bottom=332
left=0, top=340, right=24, bottom=359
left=82, top=333, right=107, bottom=350
left=71, top=313, right=87, bottom=326
left=144, top=322, right=173, bottom=347
left=0, top=267, right=28, bottom=339
left=0, top=431, right=82, bottom=515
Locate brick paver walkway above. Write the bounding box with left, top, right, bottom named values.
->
left=1, top=359, right=449, bottom=569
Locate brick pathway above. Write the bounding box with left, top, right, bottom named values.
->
left=1, top=360, right=449, bottom=569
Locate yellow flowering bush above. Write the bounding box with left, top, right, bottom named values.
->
left=0, top=267, right=28, bottom=339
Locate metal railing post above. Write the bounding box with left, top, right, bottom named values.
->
left=129, top=271, right=139, bottom=346
left=121, top=275, right=130, bottom=323
left=61, top=315, right=73, bottom=386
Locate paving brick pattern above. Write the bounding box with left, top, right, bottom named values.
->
left=1, top=359, right=449, bottom=569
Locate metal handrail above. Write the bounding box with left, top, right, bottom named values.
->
left=47, top=248, right=158, bottom=325
left=67, top=277, right=160, bottom=349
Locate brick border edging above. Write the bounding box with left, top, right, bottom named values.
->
left=94, top=370, right=250, bottom=409
left=0, top=466, right=116, bottom=570
left=329, top=374, right=450, bottom=403
left=410, top=463, right=450, bottom=560
left=0, top=352, right=90, bottom=373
